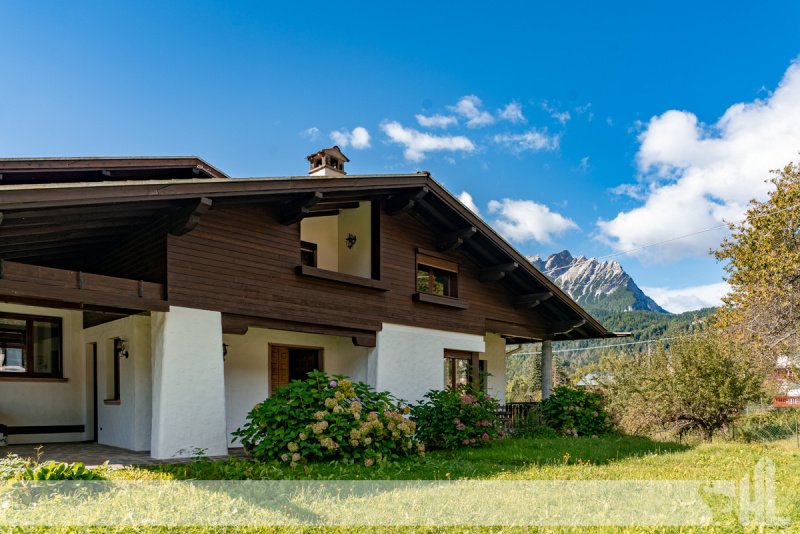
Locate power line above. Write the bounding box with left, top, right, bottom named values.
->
left=509, top=333, right=706, bottom=356
left=540, top=200, right=800, bottom=277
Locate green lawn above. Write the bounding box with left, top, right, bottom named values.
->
left=3, top=436, right=799, bottom=532
left=115, top=435, right=797, bottom=484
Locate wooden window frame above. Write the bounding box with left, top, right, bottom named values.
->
left=268, top=343, right=325, bottom=396
left=416, top=252, right=459, bottom=298
left=300, top=241, right=318, bottom=267
left=0, top=312, right=63, bottom=379
left=443, top=349, right=481, bottom=388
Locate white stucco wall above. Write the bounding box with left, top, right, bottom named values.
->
left=481, top=333, right=507, bottom=404
left=0, top=303, right=86, bottom=444
left=337, top=201, right=372, bottom=278
left=222, top=327, right=370, bottom=445
left=300, top=202, right=372, bottom=278
left=84, top=315, right=152, bottom=451
left=301, top=215, right=339, bottom=272
left=150, top=306, right=227, bottom=459
left=371, top=323, right=485, bottom=404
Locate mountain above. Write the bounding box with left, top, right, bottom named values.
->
left=529, top=250, right=668, bottom=315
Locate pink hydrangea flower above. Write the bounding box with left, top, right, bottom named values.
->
left=460, top=394, right=475, bottom=405
left=456, top=423, right=466, bottom=431
left=482, top=433, right=490, bottom=441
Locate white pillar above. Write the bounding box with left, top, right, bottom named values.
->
left=541, top=339, right=553, bottom=400
left=150, top=306, right=227, bottom=459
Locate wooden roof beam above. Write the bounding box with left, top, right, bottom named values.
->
left=479, top=262, right=519, bottom=282
left=169, top=197, right=213, bottom=236
left=384, top=186, right=429, bottom=215
left=514, top=291, right=554, bottom=309
left=436, top=226, right=477, bottom=252
left=548, top=319, right=587, bottom=336
left=278, top=191, right=324, bottom=225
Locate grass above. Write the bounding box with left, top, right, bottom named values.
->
left=2, top=435, right=798, bottom=532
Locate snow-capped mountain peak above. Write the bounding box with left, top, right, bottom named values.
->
left=529, top=250, right=667, bottom=314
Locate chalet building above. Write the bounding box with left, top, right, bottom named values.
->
left=0, top=149, right=621, bottom=459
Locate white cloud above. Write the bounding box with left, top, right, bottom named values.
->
left=578, top=156, right=590, bottom=171
left=641, top=282, right=729, bottom=313
left=301, top=127, right=320, bottom=140
left=493, top=129, right=559, bottom=152
left=458, top=191, right=480, bottom=215
left=415, top=114, right=458, bottom=129
left=542, top=101, right=571, bottom=125
left=598, top=59, right=800, bottom=262
left=498, top=101, right=525, bottom=123
left=488, top=198, right=579, bottom=245
left=330, top=126, right=371, bottom=149
left=449, top=95, right=495, bottom=128
left=552, top=111, right=571, bottom=125
left=609, top=183, right=646, bottom=200
left=381, top=121, right=475, bottom=162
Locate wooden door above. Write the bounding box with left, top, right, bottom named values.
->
left=270, top=346, right=290, bottom=395
left=270, top=345, right=322, bottom=395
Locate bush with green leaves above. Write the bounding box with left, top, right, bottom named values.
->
left=411, top=384, right=503, bottom=449
left=0, top=454, right=29, bottom=480
left=14, top=460, right=105, bottom=481
left=541, top=386, right=612, bottom=437
left=734, top=408, right=800, bottom=443
left=514, top=404, right=559, bottom=438
left=233, top=371, right=423, bottom=467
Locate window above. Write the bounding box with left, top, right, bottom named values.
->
left=300, top=241, right=318, bottom=267
left=270, top=345, right=322, bottom=395
left=443, top=350, right=487, bottom=391
left=416, top=252, right=458, bottom=298
left=0, top=313, right=62, bottom=378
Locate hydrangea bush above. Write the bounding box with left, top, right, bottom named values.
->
left=411, top=384, right=503, bottom=449
left=541, top=386, right=612, bottom=437
left=233, top=371, right=423, bottom=467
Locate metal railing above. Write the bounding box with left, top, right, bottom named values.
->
left=497, top=402, right=539, bottom=430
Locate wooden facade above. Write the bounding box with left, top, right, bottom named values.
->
left=166, top=203, right=550, bottom=341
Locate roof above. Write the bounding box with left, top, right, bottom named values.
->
left=0, top=156, right=228, bottom=185
left=305, top=146, right=350, bottom=163
left=0, top=161, right=622, bottom=341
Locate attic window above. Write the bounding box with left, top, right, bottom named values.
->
left=416, top=253, right=458, bottom=298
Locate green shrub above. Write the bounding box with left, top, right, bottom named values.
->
left=15, top=460, right=104, bottom=481
left=411, top=384, right=503, bottom=449
left=734, top=408, right=800, bottom=443
left=514, top=404, right=560, bottom=438
left=541, top=386, right=612, bottom=437
left=0, top=454, right=29, bottom=480
left=233, top=371, right=423, bottom=467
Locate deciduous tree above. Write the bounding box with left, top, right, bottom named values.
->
left=714, top=162, right=800, bottom=359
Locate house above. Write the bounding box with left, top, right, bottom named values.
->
left=0, top=149, right=621, bottom=459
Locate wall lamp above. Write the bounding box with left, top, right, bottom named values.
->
left=114, top=338, right=129, bottom=359
left=345, top=233, right=357, bottom=249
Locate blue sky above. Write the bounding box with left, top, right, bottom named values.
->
left=3, top=1, right=800, bottom=312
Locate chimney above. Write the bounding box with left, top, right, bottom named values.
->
left=306, top=146, right=349, bottom=177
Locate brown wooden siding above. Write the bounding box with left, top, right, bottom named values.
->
left=96, top=218, right=168, bottom=283
left=166, top=204, right=547, bottom=337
